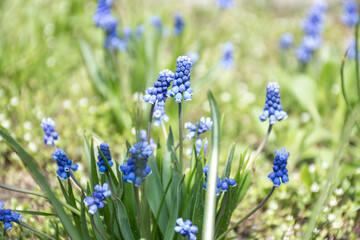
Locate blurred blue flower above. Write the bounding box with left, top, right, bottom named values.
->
left=137, top=129, right=157, bottom=149
left=53, top=149, right=79, bottom=180
left=143, top=69, right=174, bottom=107
left=41, top=118, right=59, bottom=146
left=295, top=45, right=312, bottom=63
left=342, top=0, right=359, bottom=27
left=279, top=33, right=294, bottom=50
left=186, top=139, right=208, bottom=156
left=119, top=137, right=153, bottom=186
left=346, top=40, right=360, bottom=60
left=104, top=31, right=127, bottom=51
left=301, top=35, right=322, bottom=51
left=219, top=42, right=234, bottom=69
left=136, top=25, right=145, bottom=39
left=174, top=218, right=198, bottom=240
left=268, top=148, right=289, bottom=187
left=153, top=105, right=169, bottom=127
left=168, top=56, right=193, bottom=102
left=217, top=0, right=235, bottom=9
left=186, top=51, right=199, bottom=64
left=150, top=15, right=162, bottom=30
left=202, top=164, right=236, bottom=195
left=173, top=12, right=185, bottom=36
left=0, top=202, right=21, bottom=231
left=84, top=183, right=111, bottom=214
left=97, top=143, right=114, bottom=173
left=123, top=26, right=132, bottom=41
left=185, top=117, right=213, bottom=139
left=259, top=82, right=287, bottom=124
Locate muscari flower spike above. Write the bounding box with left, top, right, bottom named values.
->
left=136, top=25, right=145, bottom=39
left=143, top=69, right=175, bottom=107
left=185, top=117, right=213, bottom=139
left=168, top=56, right=193, bottom=103
left=202, top=164, right=236, bottom=195
left=97, top=143, right=114, bottom=173
left=174, top=218, right=198, bottom=240
left=347, top=40, right=360, bottom=60
left=219, top=42, right=234, bottom=69
left=123, top=26, right=132, bottom=41
left=153, top=105, right=169, bottom=127
left=137, top=129, right=157, bottom=149
left=52, top=149, right=79, bottom=180
left=186, top=139, right=208, bottom=156
left=119, top=136, right=153, bottom=186
left=342, top=0, right=359, bottom=27
left=41, top=118, right=59, bottom=146
left=217, top=0, right=235, bottom=9
left=0, top=201, right=21, bottom=231
left=267, top=148, right=289, bottom=187
left=150, top=15, right=162, bottom=30
left=84, top=183, right=112, bottom=215
left=259, top=82, right=287, bottom=124
left=173, top=12, right=185, bottom=36
left=186, top=51, right=199, bottom=64
left=279, top=33, right=294, bottom=50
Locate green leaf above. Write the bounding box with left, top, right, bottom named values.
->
left=221, top=143, right=236, bottom=179
left=84, top=134, right=99, bottom=189
left=67, top=180, right=82, bottom=236
left=203, top=90, right=221, bottom=239
left=80, top=197, right=91, bottom=240
left=0, top=127, right=81, bottom=239
left=115, top=199, right=135, bottom=240
left=122, top=183, right=141, bottom=239
left=13, top=210, right=55, bottom=216
left=191, top=155, right=204, bottom=239
left=301, top=165, right=312, bottom=188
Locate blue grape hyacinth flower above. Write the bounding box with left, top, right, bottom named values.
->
left=219, top=42, right=234, bottom=69
left=123, top=26, right=132, bottom=41
left=41, top=118, right=59, bottom=146
left=217, top=0, right=235, bottom=9
left=268, top=148, right=290, bottom=187
left=185, top=117, right=213, bottom=139
left=153, top=105, right=169, bottom=127
left=342, top=0, right=359, bottom=27
left=173, top=12, right=185, bottom=36
left=186, top=139, right=208, bottom=156
left=136, top=25, right=145, bottom=39
left=0, top=202, right=21, bottom=231
left=97, top=143, right=114, bottom=173
left=52, top=149, right=79, bottom=180
left=168, top=56, right=193, bottom=103
left=119, top=137, right=153, bottom=186
left=186, top=51, right=199, bottom=64
left=259, top=82, right=288, bottom=124
left=84, top=183, right=112, bottom=215
left=150, top=15, right=162, bottom=30
left=143, top=69, right=175, bottom=107
left=279, top=33, right=294, bottom=50
left=202, top=164, right=236, bottom=195
left=347, top=40, right=360, bottom=60
left=174, top=218, right=198, bottom=240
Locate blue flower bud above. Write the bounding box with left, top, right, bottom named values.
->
left=174, top=218, right=198, bottom=240
left=268, top=148, right=290, bottom=187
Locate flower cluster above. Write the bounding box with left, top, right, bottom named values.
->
left=168, top=56, right=193, bottom=102
left=93, top=0, right=126, bottom=51
left=137, top=129, right=157, bottom=149
left=53, top=149, right=79, bottom=180
left=187, top=139, right=208, bottom=156
left=342, top=0, right=359, bottom=27
left=0, top=202, right=21, bottom=231
left=185, top=117, right=213, bottom=139
left=259, top=82, right=287, bottom=124
left=279, top=33, right=294, bottom=50
left=268, top=148, right=289, bottom=187
left=219, top=42, right=234, bottom=69
left=217, top=0, right=235, bottom=9
left=153, top=105, right=169, bottom=127
left=84, top=184, right=112, bottom=214
left=173, top=12, right=185, bottom=36
left=97, top=143, right=114, bottom=173
left=119, top=137, right=153, bottom=186
left=174, top=218, right=198, bottom=240
left=203, top=164, right=236, bottom=195
left=295, top=3, right=327, bottom=63
left=186, top=51, right=199, bottom=65
left=41, top=118, right=59, bottom=146
left=143, top=69, right=175, bottom=107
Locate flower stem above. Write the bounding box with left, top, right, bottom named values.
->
left=134, top=186, right=144, bottom=238
left=69, top=171, right=86, bottom=193
left=216, top=186, right=276, bottom=240
left=17, top=222, right=55, bottom=240
left=355, top=22, right=360, bottom=98
left=0, top=183, right=81, bottom=216
left=252, top=124, right=273, bottom=162
left=161, top=120, right=168, bottom=139
left=147, top=104, right=155, bottom=143
left=178, top=102, right=184, bottom=173
left=91, top=215, right=106, bottom=240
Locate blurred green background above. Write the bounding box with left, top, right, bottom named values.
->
left=1, top=0, right=360, bottom=239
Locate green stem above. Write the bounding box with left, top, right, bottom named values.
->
left=17, top=222, right=55, bottom=240
left=355, top=23, right=360, bottom=98
left=152, top=176, right=173, bottom=240
left=252, top=124, right=273, bottom=162
left=147, top=104, right=155, bottom=142
left=69, top=171, right=86, bottom=193
left=216, top=187, right=276, bottom=240
left=134, top=186, right=144, bottom=238
left=161, top=120, right=168, bottom=139
left=91, top=215, right=106, bottom=240
left=0, top=183, right=81, bottom=216
left=178, top=102, right=184, bottom=174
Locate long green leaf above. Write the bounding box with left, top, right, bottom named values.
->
left=0, top=127, right=81, bottom=239
left=84, top=134, right=99, bottom=189
left=203, top=90, right=221, bottom=239
left=221, top=143, right=236, bottom=179
left=115, top=199, right=135, bottom=240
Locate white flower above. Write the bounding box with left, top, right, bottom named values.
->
left=313, top=228, right=319, bottom=234
left=334, top=188, right=344, bottom=196
left=308, top=164, right=316, bottom=173
left=329, top=199, right=337, bottom=207
left=311, top=183, right=320, bottom=192
left=328, top=213, right=336, bottom=222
